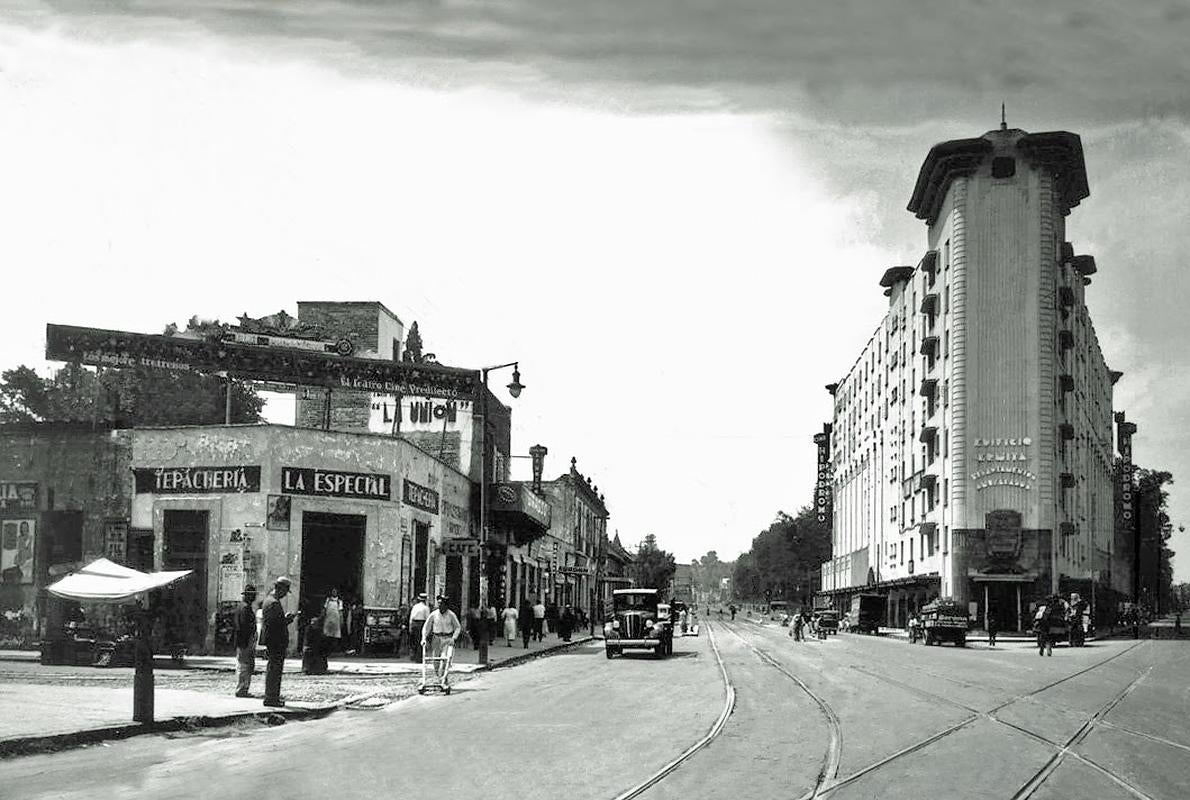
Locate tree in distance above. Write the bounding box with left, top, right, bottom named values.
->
left=632, top=534, right=677, bottom=593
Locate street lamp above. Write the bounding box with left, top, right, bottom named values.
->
left=476, top=361, right=523, bottom=621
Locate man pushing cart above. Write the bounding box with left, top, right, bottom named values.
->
left=419, top=595, right=462, bottom=695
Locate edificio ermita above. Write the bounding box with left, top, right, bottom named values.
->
left=818, top=123, right=1123, bottom=632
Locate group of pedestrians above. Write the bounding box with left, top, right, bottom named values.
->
left=232, top=576, right=296, bottom=707
left=231, top=578, right=592, bottom=706
left=499, top=597, right=581, bottom=646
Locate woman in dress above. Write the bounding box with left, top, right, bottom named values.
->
left=501, top=600, right=518, bottom=646
left=322, top=588, right=343, bottom=656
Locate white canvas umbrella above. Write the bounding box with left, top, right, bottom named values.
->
left=46, top=558, right=194, bottom=723
left=47, top=558, right=192, bottom=602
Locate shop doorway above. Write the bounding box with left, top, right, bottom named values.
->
left=981, top=582, right=1023, bottom=631
left=412, top=522, right=429, bottom=598
left=467, top=555, right=480, bottom=609
left=162, top=510, right=209, bottom=651
left=300, top=513, right=365, bottom=620
left=445, top=556, right=463, bottom=614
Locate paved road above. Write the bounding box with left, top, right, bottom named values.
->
left=3, top=622, right=1186, bottom=800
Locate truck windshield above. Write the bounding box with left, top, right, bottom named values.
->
left=614, top=594, right=657, bottom=612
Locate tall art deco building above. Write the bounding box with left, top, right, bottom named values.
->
left=817, top=123, right=1119, bottom=632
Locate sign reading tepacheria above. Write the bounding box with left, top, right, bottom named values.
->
left=135, top=467, right=262, bottom=494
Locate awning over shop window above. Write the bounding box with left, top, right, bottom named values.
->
left=47, top=558, right=192, bottom=603
left=490, top=482, right=551, bottom=546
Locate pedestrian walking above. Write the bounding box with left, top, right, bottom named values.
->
left=559, top=604, right=575, bottom=642
left=502, top=600, right=518, bottom=646
left=729, top=604, right=737, bottom=621
left=791, top=612, right=805, bottom=641
left=987, top=610, right=998, bottom=648
left=465, top=605, right=483, bottom=649
left=233, top=584, right=258, bottom=697
left=1036, top=598, right=1059, bottom=657
left=545, top=601, right=559, bottom=635
left=322, top=588, right=343, bottom=657
left=487, top=602, right=499, bottom=644
left=408, top=593, right=430, bottom=662
left=422, top=595, right=461, bottom=680
left=532, top=597, right=546, bottom=641
left=518, top=597, right=534, bottom=649
left=394, top=597, right=410, bottom=658
left=261, top=576, right=296, bottom=707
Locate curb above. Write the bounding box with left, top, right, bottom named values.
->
left=0, top=637, right=596, bottom=757
left=0, top=704, right=337, bottom=760
left=482, top=636, right=595, bottom=671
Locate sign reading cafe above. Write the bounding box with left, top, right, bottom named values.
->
left=134, top=466, right=262, bottom=494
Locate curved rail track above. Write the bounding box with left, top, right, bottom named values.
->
left=722, top=620, right=1160, bottom=800
left=612, top=618, right=1163, bottom=800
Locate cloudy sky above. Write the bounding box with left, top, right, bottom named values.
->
left=2, top=1, right=1189, bottom=578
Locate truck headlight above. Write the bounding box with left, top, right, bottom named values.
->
left=612, top=620, right=620, bottom=630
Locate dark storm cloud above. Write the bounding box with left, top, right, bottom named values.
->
left=31, top=0, right=1190, bottom=126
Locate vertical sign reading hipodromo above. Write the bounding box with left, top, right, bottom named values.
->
left=814, top=424, right=833, bottom=526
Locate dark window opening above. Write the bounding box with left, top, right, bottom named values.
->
left=992, top=157, right=1016, bottom=179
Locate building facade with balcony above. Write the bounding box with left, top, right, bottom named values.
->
left=818, top=124, right=1120, bottom=632
left=539, top=459, right=609, bottom=623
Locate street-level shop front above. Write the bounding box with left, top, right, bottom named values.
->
left=130, top=425, right=472, bottom=654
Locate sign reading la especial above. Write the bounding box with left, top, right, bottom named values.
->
left=135, top=466, right=262, bottom=494
left=402, top=479, right=440, bottom=514
left=281, top=467, right=391, bottom=500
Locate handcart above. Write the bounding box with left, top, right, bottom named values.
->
left=417, top=637, right=454, bottom=695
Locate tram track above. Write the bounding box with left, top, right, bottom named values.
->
left=726, top=620, right=1160, bottom=800
left=718, top=623, right=842, bottom=799
left=610, top=622, right=736, bottom=800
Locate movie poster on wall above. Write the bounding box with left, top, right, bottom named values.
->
left=266, top=494, right=291, bottom=531
left=0, top=519, right=36, bottom=584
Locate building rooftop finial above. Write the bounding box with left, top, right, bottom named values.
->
left=1001, top=102, right=1007, bottom=131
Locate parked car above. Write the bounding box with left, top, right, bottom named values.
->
left=604, top=588, right=673, bottom=659
left=810, top=610, right=839, bottom=636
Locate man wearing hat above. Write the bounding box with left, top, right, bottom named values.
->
left=233, top=584, right=259, bottom=698
left=261, top=577, right=297, bottom=707
left=408, top=592, right=430, bottom=662
left=422, top=595, right=462, bottom=680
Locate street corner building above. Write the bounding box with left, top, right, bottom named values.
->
left=817, top=123, right=1128, bottom=633
left=128, top=424, right=475, bottom=654
left=0, top=421, right=474, bottom=654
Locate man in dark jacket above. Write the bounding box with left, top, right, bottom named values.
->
left=233, top=585, right=258, bottom=697
left=261, top=577, right=296, bottom=707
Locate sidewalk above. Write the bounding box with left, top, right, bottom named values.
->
left=0, top=681, right=335, bottom=757
left=0, top=633, right=594, bottom=757
left=0, top=631, right=596, bottom=675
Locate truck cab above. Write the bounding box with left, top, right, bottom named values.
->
left=604, top=588, right=673, bottom=659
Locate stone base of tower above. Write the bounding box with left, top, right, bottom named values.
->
left=951, top=528, right=1054, bottom=632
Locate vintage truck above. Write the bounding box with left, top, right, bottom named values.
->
left=920, top=598, right=970, bottom=647
left=603, top=588, right=673, bottom=659
left=846, top=594, right=884, bottom=635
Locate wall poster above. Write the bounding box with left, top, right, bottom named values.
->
left=0, top=519, right=36, bottom=584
